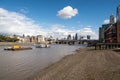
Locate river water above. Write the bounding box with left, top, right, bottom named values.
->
left=0, top=44, right=86, bottom=80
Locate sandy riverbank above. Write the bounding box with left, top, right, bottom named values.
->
left=30, top=47, right=120, bottom=80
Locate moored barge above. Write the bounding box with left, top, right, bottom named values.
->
left=4, top=45, right=32, bottom=51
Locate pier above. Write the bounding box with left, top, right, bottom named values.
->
left=95, top=43, right=120, bottom=50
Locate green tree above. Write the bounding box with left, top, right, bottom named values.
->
left=0, top=35, right=19, bottom=42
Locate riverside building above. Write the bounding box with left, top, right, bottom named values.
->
left=99, top=5, right=120, bottom=43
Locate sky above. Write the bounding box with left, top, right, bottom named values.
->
left=0, top=0, right=120, bottom=39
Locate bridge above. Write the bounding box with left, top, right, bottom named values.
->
left=55, top=40, right=98, bottom=45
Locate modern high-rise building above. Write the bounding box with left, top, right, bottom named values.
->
left=117, top=5, right=120, bottom=21
left=110, top=14, right=115, bottom=23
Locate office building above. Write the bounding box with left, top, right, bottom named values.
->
left=99, top=5, right=120, bottom=43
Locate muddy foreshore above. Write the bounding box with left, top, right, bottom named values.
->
left=29, top=47, right=120, bottom=80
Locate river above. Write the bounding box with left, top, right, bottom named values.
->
left=0, top=44, right=86, bottom=80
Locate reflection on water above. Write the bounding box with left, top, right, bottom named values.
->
left=0, top=44, right=86, bottom=80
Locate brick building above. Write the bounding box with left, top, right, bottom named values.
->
left=99, top=5, right=120, bottom=43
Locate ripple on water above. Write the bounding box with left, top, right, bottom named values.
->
left=0, top=44, right=86, bottom=80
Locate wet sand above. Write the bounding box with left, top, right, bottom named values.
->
left=31, top=47, right=120, bottom=80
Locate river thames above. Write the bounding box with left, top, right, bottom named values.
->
left=0, top=44, right=86, bottom=80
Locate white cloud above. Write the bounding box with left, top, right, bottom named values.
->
left=57, top=6, right=78, bottom=19
left=103, top=18, right=116, bottom=24
left=77, top=28, right=98, bottom=39
left=48, top=24, right=98, bottom=39
left=19, top=7, right=28, bottom=14
left=0, top=8, right=98, bottom=39
left=103, top=19, right=109, bottom=24
left=0, top=8, right=46, bottom=36
left=49, top=24, right=74, bottom=39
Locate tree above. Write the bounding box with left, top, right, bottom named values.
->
left=0, top=35, right=19, bottom=42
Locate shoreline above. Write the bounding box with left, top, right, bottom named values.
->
left=0, top=42, right=34, bottom=46
left=28, top=47, right=83, bottom=80
left=29, top=47, right=120, bottom=80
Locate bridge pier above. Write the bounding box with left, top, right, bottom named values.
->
left=95, top=43, right=120, bottom=50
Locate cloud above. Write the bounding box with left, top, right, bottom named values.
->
left=0, top=8, right=98, bottom=39
left=103, top=18, right=116, bottom=24
left=57, top=6, right=78, bottom=19
left=48, top=24, right=98, bottom=39
left=103, top=19, right=109, bottom=24
left=19, top=7, right=28, bottom=14
left=0, top=8, right=46, bottom=36
left=77, top=28, right=98, bottom=39
left=49, top=24, right=74, bottom=39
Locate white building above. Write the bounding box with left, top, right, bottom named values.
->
left=37, top=35, right=45, bottom=43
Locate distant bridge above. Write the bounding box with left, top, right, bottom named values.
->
left=55, top=40, right=98, bottom=45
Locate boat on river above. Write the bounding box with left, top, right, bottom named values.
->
left=4, top=45, right=32, bottom=51
left=34, top=44, right=50, bottom=48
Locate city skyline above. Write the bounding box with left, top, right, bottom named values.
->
left=0, top=0, right=120, bottom=39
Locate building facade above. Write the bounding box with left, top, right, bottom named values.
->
left=99, top=5, right=120, bottom=43
left=104, top=23, right=117, bottom=43
left=30, top=36, right=37, bottom=43
left=117, top=5, right=120, bottom=21
left=37, top=35, right=45, bottom=43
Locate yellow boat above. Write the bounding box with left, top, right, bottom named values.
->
left=4, top=45, right=32, bottom=51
